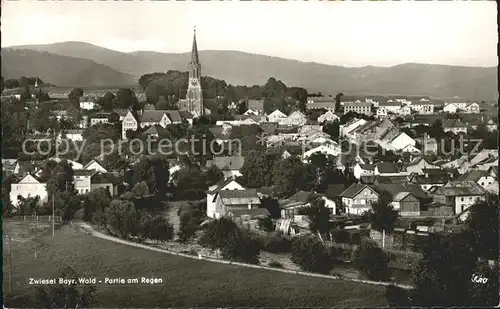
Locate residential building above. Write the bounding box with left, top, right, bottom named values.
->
left=80, top=100, right=95, bottom=110
left=457, top=170, right=495, bottom=189
left=353, top=163, right=375, bottom=179
left=339, top=184, right=379, bottom=215
left=302, top=144, right=341, bottom=162
left=280, top=191, right=336, bottom=218
left=90, top=114, right=110, bottom=126
left=410, top=101, right=434, bottom=114
left=306, top=97, right=336, bottom=112
left=464, top=102, right=480, bottom=114
left=378, top=101, right=402, bottom=114
left=58, top=129, right=84, bottom=142
left=317, top=111, right=339, bottom=124
left=84, top=159, right=107, bottom=173
left=443, top=119, right=467, bottom=134
left=389, top=132, right=416, bottom=151
left=376, top=107, right=388, bottom=118
left=247, top=99, right=264, bottom=115
left=409, top=169, right=454, bottom=191
left=398, top=105, right=412, bottom=116
left=278, top=111, right=308, bottom=126
left=343, top=102, right=372, bottom=116
left=10, top=174, right=48, bottom=207
left=432, top=181, right=485, bottom=214
left=2, top=159, right=17, bottom=177
left=90, top=172, right=119, bottom=196
left=374, top=162, right=406, bottom=177
left=121, top=110, right=183, bottom=139
left=406, top=157, right=440, bottom=175
left=214, top=189, right=263, bottom=220
left=267, top=109, right=287, bottom=123
left=206, top=156, right=245, bottom=178
left=206, top=178, right=245, bottom=218
left=73, top=170, right=95, bottom=195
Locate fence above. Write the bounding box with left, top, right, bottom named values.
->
left=10, top=215, right=62, bottom=222
left=78, top=223, right=414, bottom=290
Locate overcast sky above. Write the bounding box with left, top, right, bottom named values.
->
left=2, top=1, right=497, bottom=67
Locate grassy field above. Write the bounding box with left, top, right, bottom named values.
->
left=3, top=221, right=388, bottom=307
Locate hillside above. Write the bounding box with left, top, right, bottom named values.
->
left=1, top=48, right=135, bottom=87
left=4, top=42, right=497, bottom=100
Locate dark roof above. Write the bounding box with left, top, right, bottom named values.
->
left=359, top=164, right=376, bottom=171
left=259, top=122, right=279, bottom=135
left=207, top=178, right=239, bottom=194
left=376, top=176, right=409, bottom=184
left=457, top=170, right=491, bottom=182
left=227, top=208, right=269, bottom=218
left=179, top=110, right=194, bottom=119
left=436, top=181, right=485, bottom=196
left=91, top=172, right=120, bottom=184
left=143, top=104, right=155, bottom=110
left=443, top=119, right=466, bottom=128
left=340, top=183, right=378, bottom=198
left=74, top=170, right=97, bottom=177
left=206, top=156, right=244, bottom=171
left=325, top=184, right=348, bottom=199
left=218, top=189, right=261, bottom=205
left=374, top=183, right=428, bottom=200
left=139, top=110, right=182, bottom=123
left=376, top=162, right=399, bottom=174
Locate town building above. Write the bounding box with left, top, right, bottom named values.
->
left=343, top=102, right=372, bottom=116
left=339, top=184, right=379, bottom=215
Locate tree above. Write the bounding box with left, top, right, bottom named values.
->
left=99, top=92, right=115, bottom=111
left=131, top=181, right=150, bottom=197
left=155, top=95, right=176, bottom=110
left=334, top=93, right=343, bottom=113
left=172, top=164, right=207, bottom=199
left=352, top=237, right=391, bottom=281
left=257, top=216, right=274, bottom=232
left=322, top=121, right=340, bottom=142
left=411, top=232, right=479, bottom=307
left=34, top=266, right=97, bottom=309
left=291, top=234, right=333, bottom=274
left=46, top=160, right=75, bottom=196
left=272, top=156, right=307, bottom=198
left=139, top=214, right=174, bottom=242
left=178, top=207, right=204, bottom=242
left=240, top=151, right=280, bottom=188
left=365, top=191, right=398, bottom=248
left=237, top=100, right=247, bottom=114
left=199, top=217, right=261, bottom=263
left=115, top=88, right=139, bottom=110
left=132, top=156, right=170, bottom=197
left=16, top=196, right=40, bottom=215
left=429, top=119, right=444, bottom=139
left=106, top=199, right=140, bottom=238
left=83, top=188, right=111, bottom=221
left=300, top=197, right=331, bottom=241
left=259, top=197, right=281, bottom=218
left=4, top=78, right=20, bottom=89
left=203, top=165, right=224, bottom=186
left=0, top=76, right=3, bottom=92
left=108, top=111, right=120, bottom=123
left=465, top=194, right=499, bottom=261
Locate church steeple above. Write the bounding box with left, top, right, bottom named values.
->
left=190, top=26, right=200, bottom=65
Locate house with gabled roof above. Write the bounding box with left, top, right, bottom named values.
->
left=10, top=174, right=48, bottom=207
left=433, top=180, right=486, bottom=214
left=374, top=183, right=429, bottom=217
left=389, top=132, right=416, bottom=151
left=339, top=184, right=380, bottom=215
left=214, top=189, right=264, bottom=220
left=206, top=178, right=245, bottom=218
left=406, top=157, right=440, bottom=175
left=205, top=156, right=245, bottom=178
left=279, top=191, right=336, bottom=219
left=443, top=119, right=467, bottom=134
left=121, top=109, right=184, bottom=139
left=457, top=170, right=495, bottom=189
left=409, top=168, right=455, bottom=191
left=374, top=162, right=406, bottom=177
left=267, top=109, right=287, bottom=123
left=91, top=172, right=120, bottom=196
left=353, top=163, right=375, bottom=179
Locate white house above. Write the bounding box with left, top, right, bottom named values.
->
left=410, top=102, right=434, bottom=114
left=376, top=107, right=388, bottom=118
left=267, top=109, right=287, bottom=123
left=73, top=170, right=95, bottom=195
left=464, top=102, right=480, bottom=114
left=84, top=159, right=107, bottom=173
left=278, top=111, right=307, bottom=126
left=302, top=144, right=340, bottom=162
left=443, top=103, right=459, bottom=113
left=206, top=156, right=245, bottom=178
left=58, top=129, right=84, bottom=142
left=10, top=174, right=48, bottom=208
left=317, top=111, right=339, bottom=124
left=340, top=184, right=380, bottom=215
left=353, top=163, right=375, bottom=179
left=457, top=170, right=496, bottom=189
left=206, top=178, right=245, bottom=218
left=389, top=132, right=416, bottom=151
left=398, top=105, right=412, bottom=116
left=80, top=101, right=95, bottom=110
left=378, top=102, right=402, bottom=114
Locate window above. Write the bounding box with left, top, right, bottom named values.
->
left=461, top=197, right=464, bottom=201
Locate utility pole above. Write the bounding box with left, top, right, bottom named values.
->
left=34, top=210, right=37, bottom=259
left=52, top=193, right=55, bottom=237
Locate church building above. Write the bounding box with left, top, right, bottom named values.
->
left=178, top=28, right=211, bottom=117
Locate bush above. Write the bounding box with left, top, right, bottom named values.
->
left=178, top=207, right=204, bottom=242
left=140, top=214, right=174, bottom=241
left=263, top=232, right=292, bottom=253
left=91, top=209, right=107, bottom=227
left=291, top=235, right=333, bottom=274
left=106, top=200, right=140, bottom=238
left=333, top=229, right=349, bottom=243
left=352, top=237, right=391, bottom=281
left=199, top=218, right=261, bottom=264
left=257, top=216, right=274, bottom=232
left=268, top=260, right=283, bottom=268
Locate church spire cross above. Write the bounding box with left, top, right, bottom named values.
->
left=191, top=26, right=200, bottom=64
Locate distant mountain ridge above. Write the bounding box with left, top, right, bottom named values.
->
left=3, top=41, right=497, bottom=100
